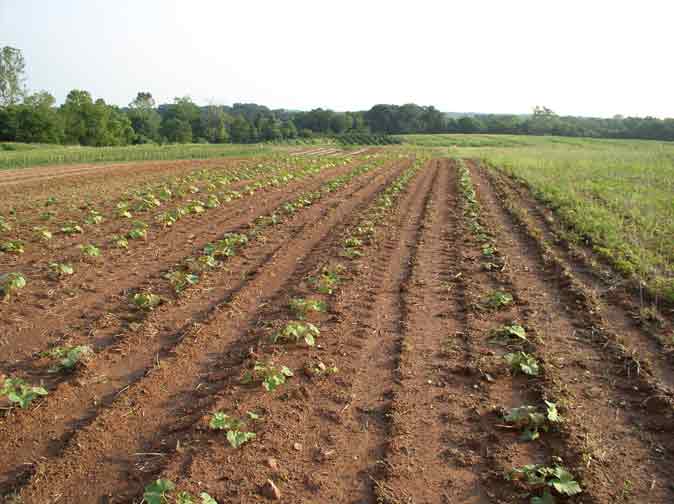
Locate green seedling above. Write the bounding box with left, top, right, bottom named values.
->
left=47, top=345, right=92, bottom=372
left=49, top=262, right=74, bottom=278
left=505, top=351, right=540, bottom=376
left=242, top=361, right=293, bottom=392
left=61, top=223, right=83, bottom=235
left=288, top=297, right=326, bottom=319
left=304, top=360, right=339, bottom=377
left=503, top=401, right=561, bottom=440
left=203, top=233, right=248, bottom=258
left=40, top=211, right=55, bottom=221
left=508, top=462, right=581, bottom=503
left=186, top=254, right=219, bottom=272
left=209, top=411, right=256, bottom=448
left=485, top=290, right=514, bottom=309
left=0, top=216, right=11, bottom=232
left=205, top=195, right=220, bottom=208
left=131, top=292, right=161, bottom=311
left=271, top=321, right=320, bottom=346
left=165, top=270, right=199, bottom=293
left=0, top=272, right=26, bottom=300
left=33, top=226, right=53, bottom=241
left=1, top=239, right=25, bottom=254
left=187, top=200, right=205, bottom=214
left=482, top=244, right=496, bottom=258
left=78, top=243, right=101, bottom=257
left=116, top=202, right=133, bottom=218
left=127, top=220, right=148, bottom=240
left=1, top=377, right=48, bottom=408
left=45, top=196, right=57, bottom=206
left=110, top=234, right=129, bottom=249
left=84, top=211, right=104, bottom=225
left=491, top=323, right=528, bottom=344
left=310, top=265, right=343, bottom=294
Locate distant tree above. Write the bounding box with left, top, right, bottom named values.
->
left=229, top=115, right=253, bottom=143
left=161, top=117, right=192, bottom=143
left=281, top=119, right=298, bottom=139
left=128, top=91, right=161, bottom=143
left=15, top=91, right=64, bottom=143
left=0, top=46, right=26, bottom=106
left=60, top=90, right=132, bottom=146
left=457, top=116, right=484, bottom=133
left=200, top=105, right=231, bottom=143
left=159, top=96, right=200, bottom=142
left=329, top=113, right=349, bottom=134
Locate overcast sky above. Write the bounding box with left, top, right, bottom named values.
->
left=1, top=0, right=672, bottom=117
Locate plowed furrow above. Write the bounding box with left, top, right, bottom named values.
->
left=484, top=164, right=674, bottom=383
left=470, top=164, right=674, bottom=503
left=0, top=159, right=361, bottom=364
left=10, top=158, right=412, bottom=503
left=130, top=158, right=433, bottom=503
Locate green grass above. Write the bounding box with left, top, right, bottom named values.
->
left=465, top=135, right=674, bottom=303
left=400, top=133, right=674, bottom=302
left=0, top=143, right=277, bottom=170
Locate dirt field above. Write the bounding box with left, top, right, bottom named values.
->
left=0, top=155, right=672, bottom=503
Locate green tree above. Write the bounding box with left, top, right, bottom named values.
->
left=0, top=46, right=26, bottom=106
left=128, top=92, right=161, bottom=143
left=201, top=105, right=231, bottom=143
left=15, top=92, right=64, bottom=143
left=281, top=119, right=298, bottom=139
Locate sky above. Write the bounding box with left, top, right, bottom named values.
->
left=1, top=0, right=673, bottom=118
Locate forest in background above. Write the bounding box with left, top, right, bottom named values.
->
left=2, top=46, right=674, bottom=147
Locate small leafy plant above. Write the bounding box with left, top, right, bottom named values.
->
left=203, top=233, right=248, bottom=258
left=1, top=239, right=25, bottom=254
left=0, top=216, right=11, bottom=232
left=271, top=321, right=320, bottom=346
left=289, top=297, right=326, bottom=319
left=209, top=412, right=256, bottom=448
left=78, top=243, right=101, bottom=257
left=1, top=377, right=48, bottom=408
left=47, top=345, right=92, bottom=372
left=242, top=361, right=293, bottom=392
left=144, top=479, right=218, bottom=504
left=84, top=210, right=104, bottom=225
left=165, top=270, right=199, bottom=293
left=48, top=262, right=74, bottom=278
left=33, top=226, right=53, bottom=241
left=505, top=351, right=540, bottom=376
left=507, top=461, right=582, bottom=503
left=61, top=223, right=84, bottom=235
left=310, top=265, right=343, bottom=294
left=491, top=323, right=528, bottom=344
left=0, top=272, right=26, bottom=300
left=503, top=401, right=561, bottom=440
left=110, top=234, right=129, bottom=249
left=127, top=221, right=148, bottom=240
left=304, top=359, right=339, bottom=377
left=131, top=291, right=162, bottom=311
left=485, top=290, right=514, bottom=309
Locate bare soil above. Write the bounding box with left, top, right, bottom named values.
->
left=1, top=156, right=672, bottom=504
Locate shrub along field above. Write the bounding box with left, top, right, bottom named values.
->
left=0, top=139, right=672, bottom=503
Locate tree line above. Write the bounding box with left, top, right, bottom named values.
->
left=1, top=46, right=674, bottom=145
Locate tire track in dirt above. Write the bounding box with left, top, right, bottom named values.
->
left=0, top=158, right=365, bottom=364
left=374, top=159, right=506, bottom=504
left=10, top=157, right=416, bottom=503
left=484, top=164, right=674, bottom=382
left=244, top=158, right=441, bottom=503
left=469, top=163, right=674, bottom=503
